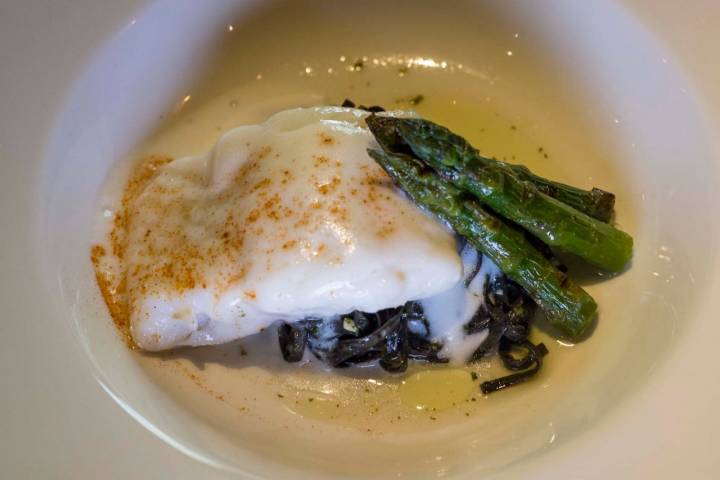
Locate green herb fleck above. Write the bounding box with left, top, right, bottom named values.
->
left=343, top=317, right=359, bottom=334
left=395, top=94, right=425, bottom=106
left=352, top=58, right=365, bottom=71
left=409, top=94, right=424, bottom=106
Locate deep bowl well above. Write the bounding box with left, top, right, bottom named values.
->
left=40, top=0, right=719, bottom=478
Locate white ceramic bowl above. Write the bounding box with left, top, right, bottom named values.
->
left=3, top=1, right=720, bottom=478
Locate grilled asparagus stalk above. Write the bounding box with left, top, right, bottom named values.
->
left=368, top=148, right=597, bottom=338
left=507, top=164, right=615, bottom=223
left=366, top=116, right=632, bottom=272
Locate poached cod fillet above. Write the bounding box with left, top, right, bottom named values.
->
left=119, top=107, right=462, bottom=350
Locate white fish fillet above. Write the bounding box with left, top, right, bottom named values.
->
left=124, top=107, right=462, bottom=351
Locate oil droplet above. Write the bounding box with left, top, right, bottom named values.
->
left=399, top=369, right=474, bottom=411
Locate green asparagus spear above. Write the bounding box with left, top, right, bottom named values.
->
left=366, top=116, right=632, bottom=272
left=365, top=115, right=615, bottom=221
left=366, top=115, right=614, bottom=221
left=507, top=164, right=615, bottom=222
left=368, top=148, right=597, bottom=338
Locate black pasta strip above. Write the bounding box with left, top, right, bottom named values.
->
left=323, top=312, right=405, bottom=367
left=277, top=322, right=308, bottom=362
left=379, top=316, right=409, bottom=373
left=480, top=340, right=548, bottom=394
